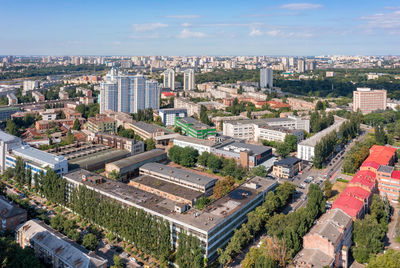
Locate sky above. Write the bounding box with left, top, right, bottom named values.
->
left=1, top=0, right=400, bottom=56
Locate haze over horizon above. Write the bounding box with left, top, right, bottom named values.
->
left=2, top=0, right=400, bottom=56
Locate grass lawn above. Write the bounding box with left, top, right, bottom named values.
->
left=328, top=181, right=348, bottom=202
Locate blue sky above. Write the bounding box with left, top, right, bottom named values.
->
left=1, top=0, right=400, bottom=56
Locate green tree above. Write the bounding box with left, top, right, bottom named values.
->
left=276, top=143, right=290, bottom=158
left=200, top=105, right=212, bottom=126
left=0, top=181, right=5, bottom=196
left=72, top=119, right=81, bottom=130
left=323, top=180, right=333, bottom=198
left=367, top=250, right=400, bottom=268
left=111, top=255, right=124, bottom=268
left=50, top=214, right=66, bottom=231
left=174, top=126, right=182, bottom=134
left=180, top=147, right=199, bottom=167
left=26, top=167, right=32, bottom=189
left=82, top=233, right=98, bottom=251
left=284, top=134, right=298, bottom=152
left=168, top=145, right=183, bottom=164
left=249, top=165, right=267, bottom=178
left=197, top=151, right=210, bottom=168
left=5, top=120, right=19, bottom=136
left=207, top=154, right=222, bottom=171
left=108, top=170, right=122, bottom=181
left=145, top=138, right=156, bottom=151
left=375, top=124, right=387, bottom=145
left=67, top=229, right=80, bottom=241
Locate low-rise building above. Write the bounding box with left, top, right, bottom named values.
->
left=16, top=220, right=107, bottom=268
left=105, top=149, right=167, bottom=180
left=287, top=97, right=316, bottom=111
left=32, top=91, right=45, bottom=102
left=126, top=121, right=165, bottom=140
left=272, top=157, right=302, bottom=179
left=297, top=118, right=346, bottom=161
left=158, top=108, right=187, bottom=126
left=294, top=208, right=353, bottom=268
left=58, top=91, right=69, bottom=100
left=174, top=98, right=201, bottom=116
left=86, top=132, right=144, bottom=155
left=87, top=114, right=116, bottom=134
left=0, top=197, right=27, bottom=231
left=40, top=109, right=57, bottom=121
left=175, top=117, right=217, bottom=139
left=0, top=106, right=20, bottom=121
left=6, top=93, right=18, bottom=105
left=173, top=135, right=215, bottom=154
left=253, top=124, right=304, bottom=143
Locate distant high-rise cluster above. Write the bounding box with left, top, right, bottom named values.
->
left=163, top=69, right=175, bottom=90
left=100, top=67, right=160, bottom=114
left=183, top=69, right=195, bottom=91
left=260, top=68, right=273, bottom=88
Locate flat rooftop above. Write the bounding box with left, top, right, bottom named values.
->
left=0, top=130, right=20, bottom=143
left=131, top=175, right=203, bottom=201
left=173, top=135, right=216, bottom=147
left=68, top=149, right=129, bottom=170
left=130, top=121, right=164, bottom=134
left=225, top=117, right=296, bottom=125
left=214, top=141, right=272, bottom=155
left=298, top=117, right=346, bottom=147
left=63, top=170, right=277, bottom=233
left=140, top=162, right=217, bottom=188
left=177, top=117, right=211, bottom=130
left=12, top=145, right=66, bottom=166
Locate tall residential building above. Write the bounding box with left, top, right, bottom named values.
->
left=260, top=68, right=273, bottom=88
left=100, top=69, right=160, bottom=114
left=353, top=88, right=387, bottom=114
left=145, top=80, right=160, bottom=110
left=163, top=69, right=175, bottom=90
left=100, top=81, right=118, bottom=114
left=183, top=69, right=195, bottom=91
left=297, top=59, right=306, bottom=73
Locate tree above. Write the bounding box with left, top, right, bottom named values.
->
left=5, top=120, right=19, bottom=136
left=213, top=176, right=235, bottom=199
left=67, top=229, right=80, bottom=241
left=108, top=170, right=122, bottom=181
left=63, top=219, right=77, bottom=234
left=368, top=250, right=400, bottom=268
left=323, top=180, right=333, bottom=198
left=72, top=119, right=81, bottom=130
left=0, top=181, right=5, bottom=196
left=145, top=138, right=156, bottom=151
left=375, top=124, right=387, bottom=145
left=284, top=134, right=298, bottom=152
left=111, top=255, right=124, bottom=268
left=26, top=167, right=32, bottom=189
left=316, top=100, right=324, bottom=110
left=249, top=165, right=267, bottom=178
left=50, top=214, right=66, bottom=231
left=200, top=105, right=212, bottom=126
left=207, top=154, right=222, bottom=171
left=14, top=157, right=25, bottom=185
left=33, top=173, right=39, bottom=192
left=180, top=147, right=199, bottom=167
left=168, top=145, right=183, bottom=164
left=0, top=236, right=42, bottom=268
left=174, top=126, right=182, bottom=134
left=197, top=151, right=210, bottom=169
left=82, top=233, right=98, bottom=251
left=276, top=143, right=290, bottom=158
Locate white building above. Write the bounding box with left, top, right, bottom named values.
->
left=184, top=69, right=195, bottom=91
left=297, top=59, right=305, bottom=73
left=297, top=118, right=346, bottom=161
left=23, top=80, right=39, bottom=93
left=99, top=81, right=118, bottom=114
left=253, top=125, right=304, bottom=143
left=159, top=108, right=187, bottom=126
left=260, top=68, right=273, bottom=88
left=173, top=135, right=214, bottom=154
left=163, top=69, right=175, bottom=90
left=132, top=75, right=146, bottom=113
left=145, top=80, right=160, bottom=110
left=0, top=131, right=22, bottom=173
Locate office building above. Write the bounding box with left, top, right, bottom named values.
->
left=163, top=69, right=175, bottom=90
left=0, top=106, right=20, bottom=121
left=5, top=143, right=68, bottom=176
left=223, top=117, right=310, bottom=141
left=353, top=88, right=387, bottom=114
left=175, top=117, right=217, bottom=139
left=145, top=80, right=160, bottom=110
left=297, top=118, right=346, bottom=161
left=184, top=69, right=195, bottom=91
left=87, top=114, right=117, bottom=134
left=126, top=121, right=165, bottom=140
left=0, top=197, right=27, bottom=231
left=260, top=68, right=273, bottom=88
left=0, top=130, right=23, bottom=173
left=158, top=108, right=187, bottom=126
left=272, top=157, right=303, bottom=179
left=63, top=169, right=277, bottom=262
left=16, top=220, right=107, bottom=268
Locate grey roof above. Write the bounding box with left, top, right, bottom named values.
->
left=214, top=141, right=272, bottom=155
left=173, top=135, right=216, bottom=147
left=294, top=248, right=334, bottom=268
left=159, top=108, right=187, bottom=113
left=224, top=118, right=296, bottom=125
left=377, top=165, right=394, bottom=174
left=140, top=162, right=217, bottom=187
left=0, top=130, right=20, bottom=143
left=177, top=117, right=210, bottom=129
left=107, top=149, right=166, bottom=169
left=0, top=197, right=26, bottom=219
left=131, top=121, right=164, bottom=133
left=298, top=118, right=346, bottom=147
left=13, top=145, right=66, bottom=166
left=274, top=156, right=301, bottom=167
left=17, top=220, right=107, bottom=268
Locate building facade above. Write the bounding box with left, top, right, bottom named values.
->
left=159, top=108, right=187, bottom=126
left=260, top=68, right=273, bottom=88
left=272, top=157, right=302, bottom=179
left=353, top=88, right=387, bottom=114
left=163, top=69, right=175, bottom=90
left=0, top=197, right=27, bottom=231
left=175, top=117, right=217, bottom=139
left=184, top=69, right=195, bottom=91
left=87, top=114, right=117, bottom=134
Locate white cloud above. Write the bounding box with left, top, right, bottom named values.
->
left=266, top=30, right=282, bottom=36
left=166, top=15, right=200, bottom=19
left=361, top=9, right=400, bottom=30
left=178, top=29, right=205, bottom=39
left=280, top=3, right=323, bottom=10
left=181, top=22, right=192, bottom=27
left=249, top=28, right=263, bottom=37
left=132, top=23, right=168, bottom=32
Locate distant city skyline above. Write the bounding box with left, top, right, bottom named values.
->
left=1, top=0, right=400, bottom=55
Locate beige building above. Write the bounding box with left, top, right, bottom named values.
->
left=16, top=220, right=107, bottom=268
left=353, top=88, right=387, bottom=114
left=86, top=114, right=116, bottom=134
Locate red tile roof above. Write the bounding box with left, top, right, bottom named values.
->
left=267, top=100, right=291, bottom=109
left=332, top=194, right=364, bottom=219
left=361, top=161, right=380, bottom=170
left=365, top=145, right=397, bottom=166
left=161, top=92, right=175, bottom=97
left=349, top=170, right=376, bottom=191
left=391, top=170, right=400, bottom=180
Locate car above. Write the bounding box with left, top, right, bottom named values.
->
left=121, top=252, right=129, bottom=258
left=300, top=183, right=306, bottom=188
left=302, top=195, right=307, bottom=201
left=129, top=257, right=137, bottom=263
left=137, top=262, right=144, bottom=266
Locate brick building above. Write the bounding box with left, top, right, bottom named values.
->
left=0, top=197, right=27, bottom=231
